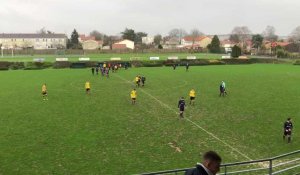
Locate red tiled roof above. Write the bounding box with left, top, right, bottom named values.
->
left=183, top=36, right=208, bottom=42
left=245, top=40, right=252, bottom=46
left=112, top=44, right=127, bottom=49
left=276, top=42, right=290, bottom=47
left=79, top=34, right=96, bottom=41
left=221, top=40, right=236, bottom=45
left=265, top=41, right=291, bottom=47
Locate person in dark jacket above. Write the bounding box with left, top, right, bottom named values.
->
left=178, top=97, right=186, bottom=118
left=141, top=76, right=146, bottom=87
left=186, top=62, right=189, bottom=72
left=91, top=67, right=95, bottom=75
left=283, top=118, right=293, bottom=143
left=173, top=64, right=177, bottom=70
left=185, top=151, right=222, bottom=175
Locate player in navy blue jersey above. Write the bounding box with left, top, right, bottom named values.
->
left=178, top=97, right=186, bottom=118
left=283, top=118, right=293, bottom=143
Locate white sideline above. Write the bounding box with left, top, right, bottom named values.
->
left=115, top=74, right=253, bottom=161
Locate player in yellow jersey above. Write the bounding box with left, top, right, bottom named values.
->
left=130, top=89, right=137, bottom=104
left=189, top=89, right=196, bottom=105
left=42, top=83, right=48, bottom=100
left=85, top=81, right=91, bottom=94
left=134, top=75, right=141, bottom=87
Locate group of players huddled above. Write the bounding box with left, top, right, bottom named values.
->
left=41, top=64, right=294, bottom=143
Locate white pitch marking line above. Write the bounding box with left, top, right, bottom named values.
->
left=115, top=74, right=253, bottom=161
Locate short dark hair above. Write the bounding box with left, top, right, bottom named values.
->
left=287, top=118, right=291, bottom=121
left=203, top=151, right=222, bottom=162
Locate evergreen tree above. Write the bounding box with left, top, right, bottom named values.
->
left=135, top=32, right=147, bottom=44
left=71, top=29, right=79, bottom=45
left=231, top=45, right=242, bottom=58
left=252, top=34, right=264, bottom=49
left=121, top=28, right=136, bottom=41
left=69, top=29, right=82, bottom=49
left=207, top=35, right=221, bottom=53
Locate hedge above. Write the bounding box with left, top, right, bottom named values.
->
left=70, top=62, right=86, bottom=68
left=84, top=61, right=99, bottom=68
left=221, top=59, right=252, bottom=64
left=250, top=58, right=280, bottom=64
left=24, top=62, right=53, bottom=70
left=294, top=60, right=300, bottom=65
left=140, top=60, right=165, bottom=67
left=0, top=58, right=293, bottom=70
left=0, top=61, right=11, bottom=70
left=9, top=62, right=25, bottom=70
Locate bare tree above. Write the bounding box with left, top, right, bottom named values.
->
left=262, top=26, right=278, bottom=42
left=168, top=28, right=187, bottom=44
left=36, top=27, right=47, bottom=34
left=229, top=34, right=240, bottom=43
left=231, top=26, right=252, bottom=50
left=36, top=27, right=54, bottom=34
left=231, top=26, right=251, bottom=39
left=154, top=34, right=162, bottom=45
left=90, top=30, right=105, bottom=41
left=289, top=26, right=300, bottom=42
left=189, top=29, right=204, bottom=46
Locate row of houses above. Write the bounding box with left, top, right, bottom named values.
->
left=0, top=33, right=135, bottom=50
left=0, top=33, right=216, bottom=51
left=79, top=35, right=214, bottom=50
left=0, top=33, right=298, bottom=54
left=0, top=33, right=67, bottom=50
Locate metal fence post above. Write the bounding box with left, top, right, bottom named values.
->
left=269, top=159, right=272, bottom=175
left=224, top=165, right=227, bottom=175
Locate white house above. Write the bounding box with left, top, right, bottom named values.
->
left=181, top=36, right=212, bottom=48
left=142, top=37, right=154, bottom=45
left=112, top=39, right=134, bottom=49
left=79, top=34, right=103, bottom=50
left=0, top=33, right=67, bottom=50
left=221, top=40, right=236, bottom=53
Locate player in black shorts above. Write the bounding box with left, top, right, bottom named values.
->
left=283, top=118, right=293, bottom=143
left=141, top=76, right=146, bottom=87
left=91, top=67, right=95, bottom=75
left=186, top=62, right=189, bottom=72
left=219, top=84, right=225, bottom=97
left=178, top=97, right=186, bottom=118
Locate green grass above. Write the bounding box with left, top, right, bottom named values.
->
left=0, top=53, right=224, bottom=62
left=0, top=64, right=299, bottom=174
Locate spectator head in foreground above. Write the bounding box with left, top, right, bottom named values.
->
left=202, top=151, right=222, bottom=175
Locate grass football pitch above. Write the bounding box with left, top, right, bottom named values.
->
left=0, top=64, right=299, bottom=174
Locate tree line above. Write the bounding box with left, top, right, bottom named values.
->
left=62, top=25, right=300, bottom=52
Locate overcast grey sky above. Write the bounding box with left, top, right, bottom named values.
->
left=0, top=0, right=299, bottom=36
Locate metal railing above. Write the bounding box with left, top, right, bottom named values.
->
left=140, top=150, right=300, bottom=175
